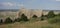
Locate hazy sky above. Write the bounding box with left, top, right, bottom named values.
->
left=0, top=0, right=60, bottom=10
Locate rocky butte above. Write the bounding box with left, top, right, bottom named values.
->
left=0, top=8, right=60, bottom=21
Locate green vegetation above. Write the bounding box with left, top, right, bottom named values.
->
left=32, top=15, right=37, bottom=18
left=14, top=18, right=21, bottom=22
left=56, top=13, right=60, bottom=16
left=20, top=14, right=29, bottom=22
left=45, top=11, right=60, bottom=24
left=0, top=19, right=3, bottom=24
left=47, top=11, right=55, bottom=18
left=0, top=11, right=60, bottom=28
left=14, top=14, right=29, bottom=22
left=48, top=16, right=60, bottom=24
left=41, top=26, right=53, bottom=28
left=4, top=17, right=13, bottom=24
left=41, top=14, right=45, bottom=21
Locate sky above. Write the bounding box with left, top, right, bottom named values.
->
left=0, top=0, right=60, bottom=10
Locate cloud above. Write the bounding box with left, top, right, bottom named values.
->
left=0, top=2, right=24, bottom=9
left=0, top=2, right=22, bottom=7
left=2, top=2, right=13, bottom=7
left=49, top=0, right=60, bottom=1
left=56, top=0, right=60, bottom=1
left=26, top=0, right=37, bottom=3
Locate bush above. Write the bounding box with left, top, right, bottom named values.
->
left=56, top=13, right=60, bottom=16
left=48, top=16, right=60, bottom=24
left=20, top=14, right=29, bottom=22
left=4, top=17, right=13, bottom=24
left=0, top=19, right=3, bottom=24
left=47, top=11, right=55, bottom=18
left=14, top=18, right=21, bottom=22
left=32, top=15, right=37, bottom=18
left=41, top=14, right=45, bottom=21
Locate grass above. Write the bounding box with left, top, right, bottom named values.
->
left=48, top=16, right=60, bottom=24
left=0, top=20, right=60, bottom=28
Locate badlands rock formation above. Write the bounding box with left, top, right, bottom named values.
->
left=0, top=8, right=60, bottom=20
left=17, top=8, right=42, bottom=19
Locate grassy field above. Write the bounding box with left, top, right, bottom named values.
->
left=0, top=20, right=60, bottom=28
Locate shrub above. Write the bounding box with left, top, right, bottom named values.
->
left=47, top=11, right=55, bottom=18
left=0, top=19, right=3, bottom=24
left=48, top=16, right=60, bottom=24
left=32, top=15, right=37, bottom=18
left=20, top=14, right=29, bottom=22
left=56, top=13, right=60, bottom=16
left=41, top=14, right=45, bottom=21
left=14, top=18, right=21, bottom=22
left=4, top=17, right=13, bottom=24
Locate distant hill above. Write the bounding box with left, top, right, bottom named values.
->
left=43, top=10, right=60, bottom=12
left=0, top=9, right=60, bottom=12
left=0, top=9, right=19, bottom=12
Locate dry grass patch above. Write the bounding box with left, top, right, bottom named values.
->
left=0, top=20, right=60, bottom=28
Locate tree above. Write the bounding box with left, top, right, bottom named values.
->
left=4, top=17, right=13, bottom=24
left=47, top=11, right=55, bottom=18
left=32, top=15, right=37, bottom=18
left=20, top=14, right=29, bottom=21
